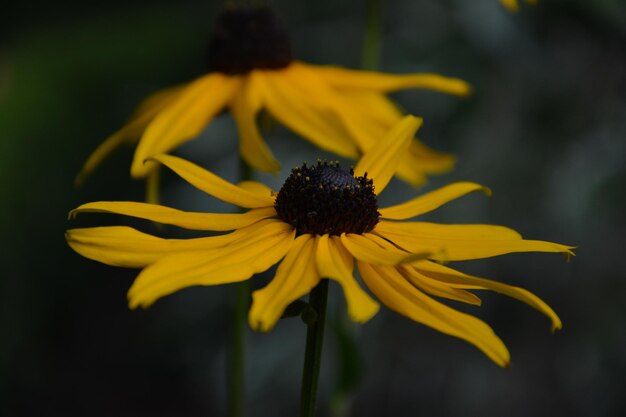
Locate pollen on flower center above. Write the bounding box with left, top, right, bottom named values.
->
left=275, top=161, right=380, bottom=236
left=207, top=7, right=293, bottom=75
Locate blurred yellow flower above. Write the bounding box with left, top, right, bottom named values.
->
left=76, top=7, right=469, bottom=188
left=500, top=0, right=538, bottom=12
left=67, top=116, right=573, bottom=366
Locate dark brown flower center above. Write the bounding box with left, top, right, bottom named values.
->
left=207, top=7, right=293, bottom=75
left=275, top=161, right=380, bottom=236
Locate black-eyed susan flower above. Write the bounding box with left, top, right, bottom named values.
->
left=67, top=116, right=572, bottom=366
left=76, top=6, right=470, bottom=188
left=500, top=0, right=537, bottom=12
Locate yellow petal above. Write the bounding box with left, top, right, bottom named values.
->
left=414, top=260, right=562, bottom=331
left=310, top=63, right=471, bottom=96
left=354, top=115, right=423, bottom=193
left=399, top=266, right=482, bottom=306
left=131, top=73, right=240, bottom=177
left=260, top=67, right=360, bottom=158
left=231, top=72, right=281, bottom=173
left=380, top=182, right=491, bottom=219
left=395, top=140, right=456, bottom=185
left=150, top=154, right=275, bottom=208
left=358, top=262, right=510, bottom=367
left=237, top=180, right=274, bottom=198
left=65, top=218, right=285, bottom=268
left=249, top=235, right=320, bottom=331
left=70, top=201, right=276, bottom=231
left=339, top=233, right=429, bottom=265
left=315, top=235, right=379, bottom=322
left=129, top=222, right=295, bottom=308
left=76, top=86, right=183, bottom=186
left=375, top=220, right=574, bottom=261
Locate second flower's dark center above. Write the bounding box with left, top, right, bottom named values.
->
left=207, top=7, right=293, bottom=75
left=275, top=161, right=380, bottom=236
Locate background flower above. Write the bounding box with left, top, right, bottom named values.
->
left=2, top=1, right=624, bottom=416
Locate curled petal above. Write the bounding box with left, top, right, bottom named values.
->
left=70, top=201, right=276, bottom=231
left=150, top=154, right=275, bottom=208
left=249, top=235, right=320, bottom=331
left=380, top=182, right=491, bottom=220
left=315, top=235, right=379, bottom=323
left=354, top=115, right=422, bottom=194
left=358, top=262, right=510, bottom=367
left=132, top=73, right=240, bottom=177
left=414, top=260, right=562, bottom=331
left=129, top=222, right=294, bottom=308
left=311, top=64, right=471, bottom=96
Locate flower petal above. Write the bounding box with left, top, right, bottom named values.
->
left=249, top=234, right=320, bottom=331
left=69, top=201, right=276, bottom=231
left=237, top=180, right=274, bottom=198
left=315, top=235, right=379, bottom=322
left=380, top=182, right=491, bottom=220
left=65, top=219, right=285, bottom=268
left=399, top=266, right=482, bottom=306
left=131, top=73, right=240, bottom=177
left=358, top=262, right=510, bottom=367
left=340, top=233, right=429, bottom=265
left=260, top=67, right=360, bottom=158
left=376, top=220, right=574, bottom=261
left=129, top=221, right=294, bottom=308
left=150, top=154, right=275, bottom=208
left=311, top=64, right=471, bottom=96
left=231, top=72, right=281, bottom=173
left=76, top=86, right=183, bottom=186
left=354, top=115, right=423, bottom=193
left=414, top=260, right=562, bottom=331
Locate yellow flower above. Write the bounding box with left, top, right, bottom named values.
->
left=76, top=7, right=470, bottom=188
left=67, top=115, right=573, bottom=366
left=500, top=0, right=538, bottom=12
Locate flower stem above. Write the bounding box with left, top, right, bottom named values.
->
left=361, top=0, right=381, bottom=71
left=299, top=279, right=329, bottom=417
left=228, top=157, right=252, bottom=417
left=145, top=164, right=161, bottom=205
left=228, top=279, right=249, bottom=417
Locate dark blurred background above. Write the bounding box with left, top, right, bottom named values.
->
left=2, top=0, right=625, bottom=416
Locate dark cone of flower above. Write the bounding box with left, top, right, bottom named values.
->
left=207, top=6, right=293, bottom=74
left=275, top=161, right=380, bottom=236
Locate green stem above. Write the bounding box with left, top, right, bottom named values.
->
left=145, top=164, right=161, bottom=205
left=299, top=279, right=330, bottom=417
left=361, top=0, right=382, bottom=71
left=228, top=157, right=253, bottom=417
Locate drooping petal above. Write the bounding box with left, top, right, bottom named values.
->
left=315, top=235, right=379, bottom=322
left=375, top=220, right=574, bottom=261
left=380, top=182, right=491, bottom=220
left=358, top=262, right=510, bottom=367
left=260, top=67, right=360, bottom=158
left=500, top=0, right=519, bottom=12
left=128, top=221, right=295, bottom=308
left=150, top=154, right=275, bottom=208
left=413, top=260, right=562, bottom=331
left=131, top=73, right=241, bottom=177
left=237, top=180, right=274, bottom=198
left=231, top=72, right=281, bottom=173
left=65, top=218, right=286, bottom=268
left=398, top=266, right=482, bottom=306
left=354, top=115, right=422, bottom=193
left=310, top=63, right=471, bottom=96
left=76, top=86, right=183, bottom=186
left=70, top=201, right=276, bottom=231
left=340, top=233, right=429, bottom=266
left=249, top=234, right=320, bottom=331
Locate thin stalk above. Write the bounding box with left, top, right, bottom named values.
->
left=299, top=279, right=330, bottom=417
left=145, top=164, right=161, bottom=205
left=361, top=0, right=382, bottom=71
left=228, top=157, right=253, bottom=417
